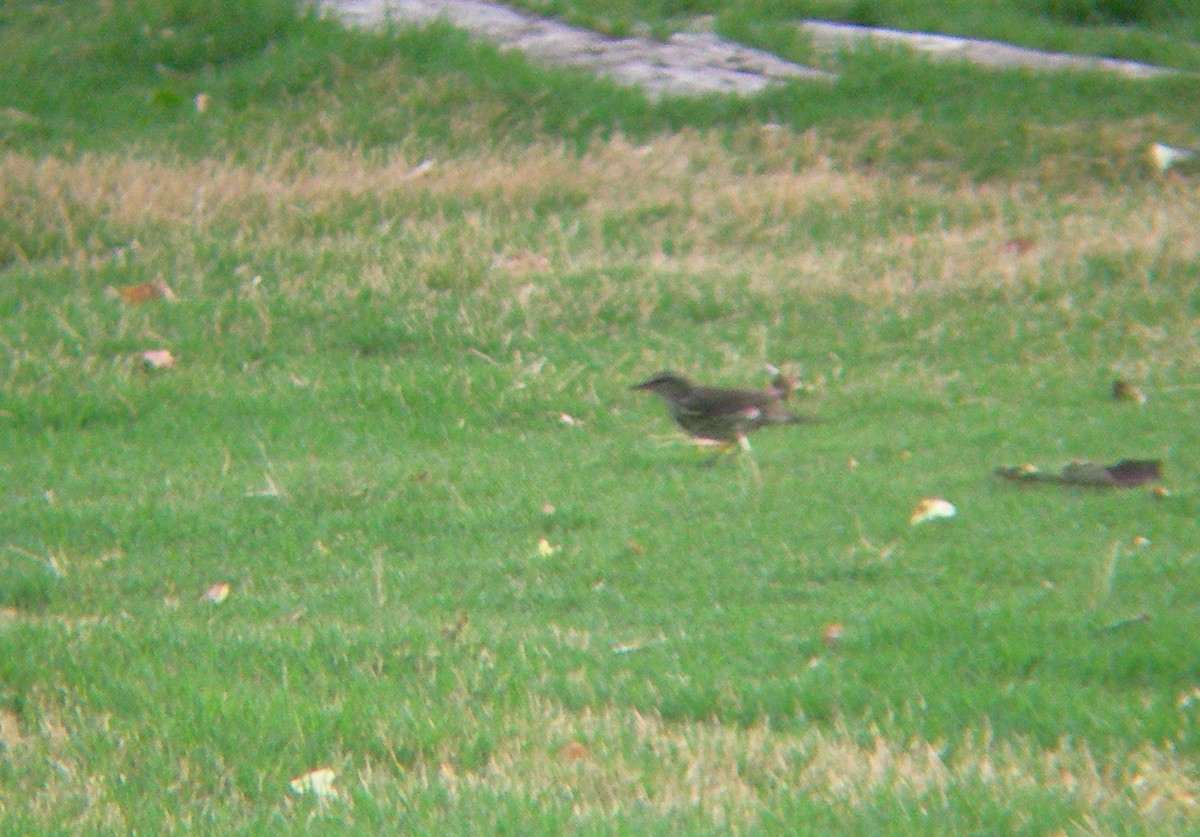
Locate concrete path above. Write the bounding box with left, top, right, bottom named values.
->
left=800, top=20, right=1174, bottom=80
left=320, top=0, right=835, bottom=97
left=319, top=0, right=1176, bottom=98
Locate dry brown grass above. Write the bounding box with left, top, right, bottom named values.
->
left=5, top=127, right=1199, bottom=310
left=7, top=690, right=1197, bottom=831
left=408, top=699, right=1197, bottom=829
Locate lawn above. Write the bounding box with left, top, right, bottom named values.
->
left=2, top=0, right=1200, bottom=832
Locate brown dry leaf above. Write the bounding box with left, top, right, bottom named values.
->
left=996, top=459, right=1162, bottom=489
left=137, top=349, right=176, bottom=370
left=110, top=280, right=177, bottom=304
left=1112, top=379, right=1148, bottom=405
left=202, top=582, right=230, bottom=604
left=821, top=622, right=845, bottom=646
left=625, top=540, right=646, bottom=556
left=910, top=498, right=957, bottom=525
left=557, top=412, right=584, bottom=427
left=541, top=502, right=556, bottom=515
left=560, top=741, right=589, bottom=762
left=1002, top=236, right=1036, bottom=256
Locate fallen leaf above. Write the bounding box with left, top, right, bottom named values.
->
left=995, top=459, right=1162, bottom=489
left=541, top=502, right=556, bottom=515
left=289, top=767, right=338, bottom=800
left=1003, top=236, right=1036, bottom=256
left=910, top=498, right=957, bottom=525
left=1150, top=142, right=1198, bottom=174
left=1112, top=379, right=1147, bottom=405
left=137, top=349, right=176, bottom=370
left=557, top=412, right=583, bottom=427
left=110, top=280, right=177, bottom=304
left=405, top=158, right=435, bottom=179
left=625, top=540, right=646, bottom=556
left=1104, top=460, right=1162, bottom=487
left=560, top=741, right=589, bottom=762
left=820, top=622, right=844, bottom=646
left=1132, top=535, right=1151, bottom=549
left=537, top=538, right=560, bottom=557
left=202, top=582, right=230, bottom=604
left=194, top=93, right=210, bottom=114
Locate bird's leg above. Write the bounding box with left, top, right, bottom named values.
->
left=734, top=436, right=762, bottom=488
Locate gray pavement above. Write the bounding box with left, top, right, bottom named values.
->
left=319, top=0, right=1176, bottom=98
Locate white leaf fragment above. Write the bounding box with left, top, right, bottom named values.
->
left=910, top=498, right=957, bottom=525
left=289, top=766, right=339, bottom=800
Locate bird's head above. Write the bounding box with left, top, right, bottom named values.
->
left=629, top=371, right=694, bottom=400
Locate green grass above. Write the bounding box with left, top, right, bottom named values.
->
left=4, top=0, right=1200, bottom=831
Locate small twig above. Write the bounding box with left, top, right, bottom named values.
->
left=467, top=347, right=499, bottom=366
left=1095, top=612, right=1151, bottom=635
left=612, top=632, right=668, bottom=654
left=1095, top=541, right=1121, bottom=605
left=373, top=551, right=387, bottom=609
left=7, top=546, right=64, bottom=579
left=246, top=437, right=285, bottom=497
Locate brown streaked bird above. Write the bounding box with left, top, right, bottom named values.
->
left=630, top=371, right=820, bottom=450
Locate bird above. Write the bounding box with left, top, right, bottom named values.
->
left=629, top=370, right=819, bottom=451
